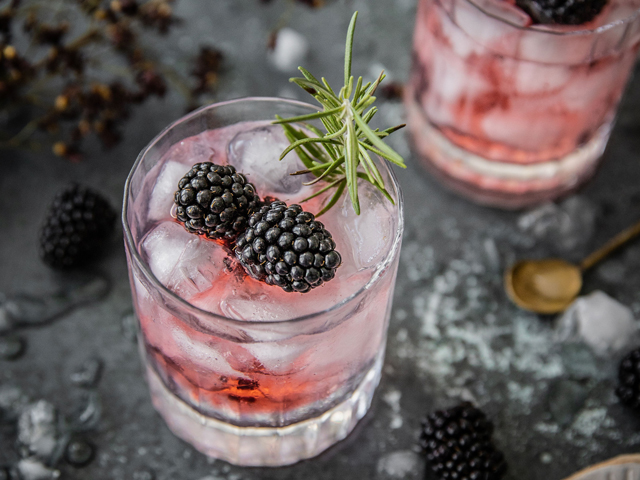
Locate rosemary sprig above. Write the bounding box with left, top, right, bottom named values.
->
left=273, top=11, right=406, bottom=216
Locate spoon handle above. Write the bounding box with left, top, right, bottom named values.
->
left=580, top=219, right=640, bottom=271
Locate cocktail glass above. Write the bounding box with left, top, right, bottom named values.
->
left=122, top=98, right=404, bottom=466
left=406, top=0, right=640, bottom=208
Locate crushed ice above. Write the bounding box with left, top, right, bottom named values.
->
left=556, top=291, right=637, bottom=356
left=268, top=28, right=309, bottom=72
left=227, top=124, right=309, bottom=198
left=0, top=273, right=110, bottom=332
left=518, top=196, right=597, bottom=253
left=376, top=450, right=422, bottom=479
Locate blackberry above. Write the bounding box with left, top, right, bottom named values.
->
left=174, top=162, right=260, bottom=242
left=420, top=402, right=507, bottom=480
left=40, top=184, right=116, bottom=269
left=615, top=347, right=640, bottom=410
left=515, top=0, right=607, bottom=25
left=235, top=201, right=342, bottom=293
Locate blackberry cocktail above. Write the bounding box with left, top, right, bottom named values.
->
left=123, top=99, right=403, bottom=466
left=407, top=0, right=640, bottom=208
left=123, top=13, right=406, bottom=466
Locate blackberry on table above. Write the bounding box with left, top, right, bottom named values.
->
left=420, top=402, right=507, bottom=480
left=515, top=0, right=607, bottom=25
left=174, top=162, right=260, bottom=242
left=40, top=184, right=116, bottom=269
left=235, top=201, right=342, bottom=293
left=615, top=347, right=640, bottom=410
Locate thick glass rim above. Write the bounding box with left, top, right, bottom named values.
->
left=122, top=97, right=404, bottom=326
left=463, top=0, right=640, bottom=36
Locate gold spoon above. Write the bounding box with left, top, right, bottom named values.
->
left=505, top=219, right=640, bottom=314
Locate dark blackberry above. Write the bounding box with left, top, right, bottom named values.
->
left=515, top=0, right=607, bottom=25
left=420, top=402, right=507, bottom=480
left=615, top=347, right=640, bottom=410
left=40, top=184, right=116, bottom=269
left=235, top=201, right=342, bottom=293
left=174, top=162, right=260, bottom=242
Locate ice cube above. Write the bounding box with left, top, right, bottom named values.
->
left=268, top=28, right=309, bottom=72
left=473, top=0, right=531, bottom=26
left=514, top=63, right=571, bottom=95
left=556, top=291, right=638, bottom=355
left=141, top=221, right=226, bottom=297
left=220, top=291, right=299, bottom=322
left=165, top=236, right=227, bottom=298
left=518, top=196, right=597, bottom=252
left=227, top=124, right=312, bottom=199
left=18, top=400, right=61, bottom=462
left=189, top=139, right=216, bottom=164
left=141, top=222, right=194, bottom=286
left=453, top=0, right=528, bottom=56
left=244, top=340, right=310, bottom=375
left=16, top=458, right=60, bottom=480
left=330, top=181, right=395, bottom=270
left=170, top=326, right=237, bottom=379
left=376, top=451, right=422, bottom=479
left=147, top=161, right=187, bottom=222
left=162, top=135, right=216, bottom=166
left=0, top=274, right=110, bottom=331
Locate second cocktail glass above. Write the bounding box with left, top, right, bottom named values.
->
left=122, top=98, right=404, bottom=466
left=407, top=0, right=640, bottom=208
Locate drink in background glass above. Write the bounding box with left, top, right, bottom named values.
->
left=406, top=0, right=640, bottom=208
left=122, top=98, right=404, bottom=466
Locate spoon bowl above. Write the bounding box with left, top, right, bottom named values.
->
left=505, top=259, right=582, bottom=314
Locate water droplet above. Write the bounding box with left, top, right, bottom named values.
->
left=70, top=392, right=101, bottom=432
left=0, top=335, right=25, bottom=360
left=65, top=439, right=95, bottom=467
left=121, top=312, right=138, bottom=343
left=70, top=358, right=103, bottom=388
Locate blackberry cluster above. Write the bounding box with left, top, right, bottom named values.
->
left=615, top=347, right=640, bottom=410
left=39, top=184, right=116, bottom=269
left=235, top=201, right=342, bottom=293
left=420, top=402, right=507, bottom=480
left=174, top=162, right=260, bottom=241
left=515, top=0, right=607, bottom=25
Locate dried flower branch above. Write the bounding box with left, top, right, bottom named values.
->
left=0, top=0, right=224, bottom=159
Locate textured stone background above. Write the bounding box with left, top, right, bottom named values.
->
left=2, top=0, right=640, bottom=479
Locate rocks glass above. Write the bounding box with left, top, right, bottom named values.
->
left=122, top=98, right=404, bottom=466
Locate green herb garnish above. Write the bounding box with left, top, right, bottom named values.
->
left=274, top=11, right=406, bottom=216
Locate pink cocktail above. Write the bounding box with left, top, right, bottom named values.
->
left=122, top=98, right=403, bottom=466
left=406, top=0, right=640, bottom=208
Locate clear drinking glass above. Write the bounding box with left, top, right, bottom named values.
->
left=122, top=98, right=404, bottom=466
left=406, top=0, right=640, bottom=208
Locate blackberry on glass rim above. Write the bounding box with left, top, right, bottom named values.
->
left=235, top=201, right=342, bottom=293
left=174, top=162, right=260, bottom=242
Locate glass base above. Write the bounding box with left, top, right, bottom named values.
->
left=144, top=351, right=383, bottom=466
left=405, top=96, right=609, bottom=209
